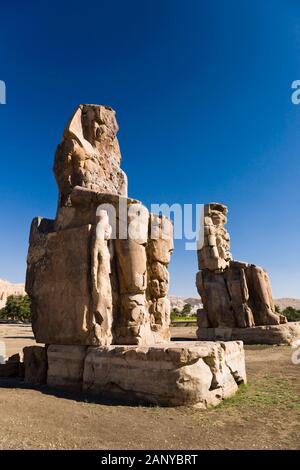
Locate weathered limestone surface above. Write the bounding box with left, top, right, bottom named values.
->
left=197, top=322, right=300, bottom=345
left=23, top=346, right=47, bottom=384
left=91, top=210, right=113, bottom=346
left=27, top=221, right=96, bottom=345
left=147, top=215, right=174, bottom=342
left=196, top=203, right=287, bottom=332
left=47, top=345, right=87, bottom=391
left=197, top=203, right=232, bottom=272
left=26, top=105, right=174, bottom=347
left=113, top=204, right=151, bottom=345
left=46, top=341, right=246, bottom=407
left=54, top=104, right=128, bottom=208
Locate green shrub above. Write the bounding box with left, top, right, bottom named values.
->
left=171, top=304, right=196, bottom=322
left=282, top=306, right=300, bottom=322
left=0, top=295, right=31, bottom=322
left=171, top=307, right=197, bottom=322
left=171, top=308, right=180, bottom=321
left=181, top=303, right=192, bottom=316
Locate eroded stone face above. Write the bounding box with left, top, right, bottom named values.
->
left=54, top=104, right=128, bottom=209
left=26, top=104, right=173, bottom=346
left=196, top=203, right=286, bottom=329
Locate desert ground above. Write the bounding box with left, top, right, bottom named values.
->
left=0, top=323, right=299, bottom=450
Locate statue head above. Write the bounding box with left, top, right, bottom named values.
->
left=208, top=203, right=228, bottom=227
left=81, top=104, right=119, bottom=147
left=54, top=104, right=128, bottom=208
left=198, top=203, right=232, bottom=271
left=64, top=104, right=119, bottom=153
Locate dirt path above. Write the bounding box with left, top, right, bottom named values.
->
left=0, top=324, right=299, bottom=450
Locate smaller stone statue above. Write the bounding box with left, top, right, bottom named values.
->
left=196, top=203, right=287, bottom=329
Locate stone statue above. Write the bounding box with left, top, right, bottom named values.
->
left=26, top=104, right=173, bottom=346
left=196, top=203, right=287, bottom=329
left=22, top=105, right=248, bottom=408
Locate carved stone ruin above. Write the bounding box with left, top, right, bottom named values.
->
left=26, top=105, right=173, bottom=347
left=24, top=105, right=246, bottom=406
left=196, top=203, right=300, bottom=344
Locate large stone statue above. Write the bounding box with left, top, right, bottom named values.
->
left=23, top=105, right=247, bottom=408
left=26, top=104, right=173, bottom=346
left=196, top=203, right=287, bottom=331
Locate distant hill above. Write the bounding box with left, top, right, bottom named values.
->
left=274, top=298, right=300, bottom=311
left=0, top=279, right=26, bottom=309
left=169, top=296, right=202, bottom=314
left=169, top=295, right=300, bottom=313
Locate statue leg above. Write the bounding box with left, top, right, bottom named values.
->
left=245, top=265, right=280, bottom=325
left=147, top=214, right=173, bottom=342
left=226, top=267, right=255, bottom=328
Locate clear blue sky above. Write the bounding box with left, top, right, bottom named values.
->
left=0, top=0, right=300, bottom=298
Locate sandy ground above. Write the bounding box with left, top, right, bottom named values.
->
left=0, top=323, right=38, bottom=357
left=0, top=323, right=299, bottom=450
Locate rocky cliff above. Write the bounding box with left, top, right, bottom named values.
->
left=0, top=279, right=26, bottom=309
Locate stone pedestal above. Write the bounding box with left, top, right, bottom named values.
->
left=197, top=322, right=300, bottom=345
left=46, top=341, right=246, bottom=408
left=47, top=345, right=87, bottom=391
left=23, top=346, right=47, bottom=384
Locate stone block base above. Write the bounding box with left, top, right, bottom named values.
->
left=23, top=346, right=47, bottom=385
left=47, top=345, right=87, bottom=390
left=46, top=341, right=246, bottom=408
left=197, top=322, right=300, bottom=345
